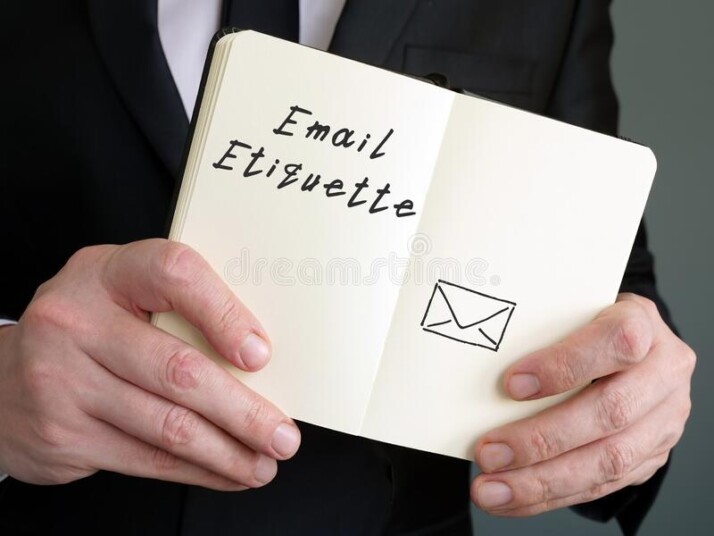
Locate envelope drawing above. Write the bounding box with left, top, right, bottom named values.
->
left=420, top=280, right=516, bottom=351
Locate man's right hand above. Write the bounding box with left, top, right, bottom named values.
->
left=0, top=239, right=301, bottom=490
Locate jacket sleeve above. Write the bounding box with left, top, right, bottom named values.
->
left=544, top=1, right=674, bottom=534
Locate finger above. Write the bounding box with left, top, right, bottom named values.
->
left=82, top=418, right=251, bottom=491
left=504, top=294, right=659, bottom=400
left=85, top=364, right=279, bottom=488
left=476, top=342, right=685, bottom=471
left=102, top=239, right=271, bottom=371
left=483, top=454, right=670, bottom=518
left=471, top=397, right=682, bottom=515
left=81, top=309, right=301, bottom=460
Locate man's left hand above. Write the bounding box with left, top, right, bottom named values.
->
left=471, top=293, right=695, bottom=516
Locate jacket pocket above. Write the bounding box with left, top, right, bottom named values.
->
left=403, top=45, right=535, bottom=107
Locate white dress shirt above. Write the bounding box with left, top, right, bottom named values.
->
left=158, top=0, right=346, bottom=117
left=0, top=0, right=345, bottom=484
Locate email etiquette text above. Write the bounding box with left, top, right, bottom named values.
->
left=212, top=104, right=416, bottom=219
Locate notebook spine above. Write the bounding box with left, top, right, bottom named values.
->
left=211, top=26, right=244, bottom=47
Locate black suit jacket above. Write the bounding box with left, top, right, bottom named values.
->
left=0, top=1, right=672, bottom=534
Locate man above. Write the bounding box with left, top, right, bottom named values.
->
left=0, top=1, right=694, bottom=534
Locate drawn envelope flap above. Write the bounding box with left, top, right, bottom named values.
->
left=438, top=281, right=514, bottom=329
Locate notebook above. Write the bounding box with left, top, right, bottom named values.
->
left=153, top=29, right=656, bottom=459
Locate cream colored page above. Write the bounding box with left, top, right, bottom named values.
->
left=361, top=95, right=656, bottom=458
left=156, top=32, right=454, bottom=434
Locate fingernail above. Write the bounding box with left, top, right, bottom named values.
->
left=254, top=455, right=277, bottom=485
left=479, top=443, right=514, bottom=472
left=271, top=422, right=301, bottom=458
left=508, top=373, right=540, bottom=399
left=477, top=481, right=513, bottom=508
left=240, top=333, right=270, bottom=369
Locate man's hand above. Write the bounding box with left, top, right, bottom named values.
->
left=471, top=293, right=695, bottom=516
left=0, top=239, right=301, bottom=490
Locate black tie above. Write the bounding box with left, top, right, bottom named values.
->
left=222, top=0, right=299, bottom=42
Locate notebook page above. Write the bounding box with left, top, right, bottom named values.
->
left=155, top=32, right=454, bottom=434
left=361, top=93, right=655, bottom=458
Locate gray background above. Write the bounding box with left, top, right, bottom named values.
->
left=470, top=1, right=714, bottom=534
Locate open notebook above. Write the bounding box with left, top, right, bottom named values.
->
left=153, top=29, right=656, bottom=459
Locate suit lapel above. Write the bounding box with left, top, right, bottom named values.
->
left=86, top=0, right=189, bottom=179
left=329, top=0, right=419, bottom=66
